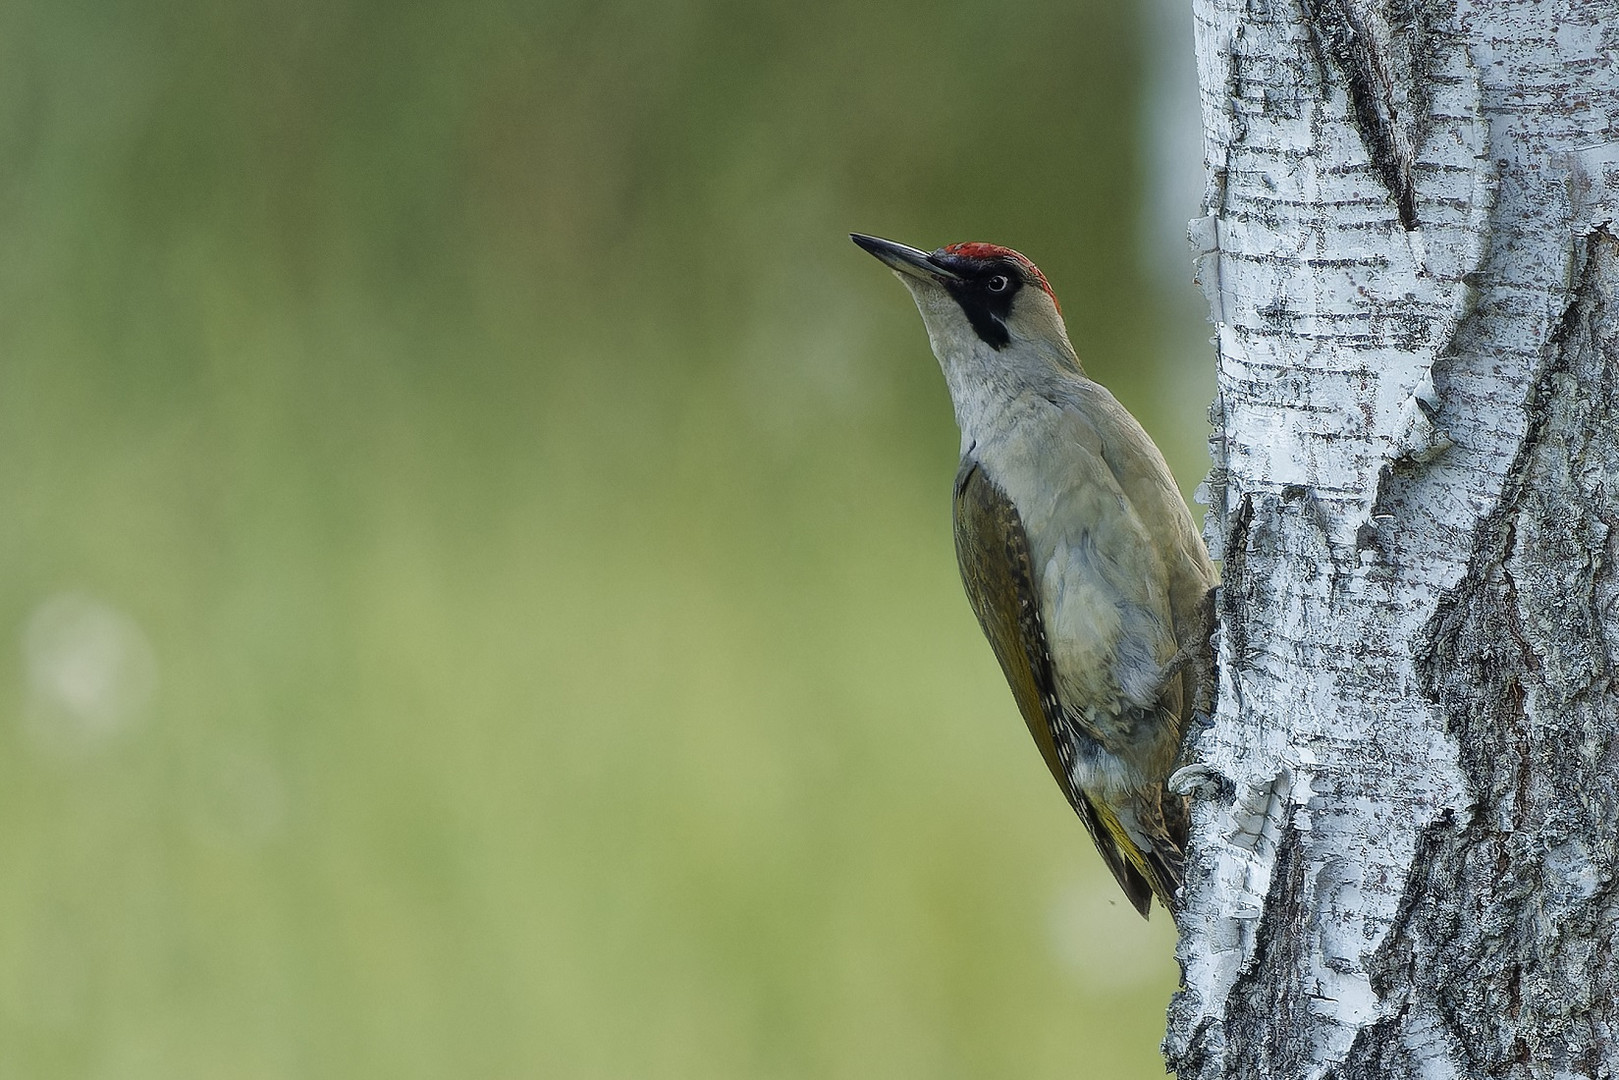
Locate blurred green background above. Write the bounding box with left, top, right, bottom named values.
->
left=0, top=1, right=1214, bottom=1076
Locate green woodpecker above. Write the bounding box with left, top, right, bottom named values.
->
left=852, top=233, right=1216, bottom=917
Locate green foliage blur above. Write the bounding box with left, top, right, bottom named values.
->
left=0, top=0, right=1213, bottom=1076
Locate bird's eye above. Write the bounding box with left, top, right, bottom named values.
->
left=986, top=275, right=1010, bottom=293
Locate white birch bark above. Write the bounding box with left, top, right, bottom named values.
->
left=1167, top=2, right=1619, bottom=1077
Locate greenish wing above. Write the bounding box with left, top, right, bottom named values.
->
left=951, top=459, right=1155, bottom=917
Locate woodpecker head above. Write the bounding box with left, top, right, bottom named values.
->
left=851, top=233, right=1080, bottom=380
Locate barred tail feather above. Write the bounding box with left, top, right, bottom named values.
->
left=1082, top=792, right=1185, bottom=917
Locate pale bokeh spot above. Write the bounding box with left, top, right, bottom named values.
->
left=22, top=592, right=157, bottom=755
left=191, top=743, right=290, bottom=849
left=1048, top=876, right=1178, bottom=991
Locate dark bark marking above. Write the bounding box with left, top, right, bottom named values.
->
left=1223, top=824, right=1312, bottom=1080
left=1218, top=494, right=1257, bottom=689
left=1298, top=0, right=1439, bottom=230
left=1350, top=228, right=1619, bottom=1078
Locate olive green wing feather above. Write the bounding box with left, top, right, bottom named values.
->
left=952, top=459, right=1156, bottom=917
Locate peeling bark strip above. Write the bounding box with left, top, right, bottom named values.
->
left=1171, top=1, right=1619, bottom=1078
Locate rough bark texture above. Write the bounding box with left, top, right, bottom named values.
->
left=1167, top=2, right=1619, bottom=1078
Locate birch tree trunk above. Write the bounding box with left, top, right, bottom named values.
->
left=1166, top=3, right=1619, bottom=1077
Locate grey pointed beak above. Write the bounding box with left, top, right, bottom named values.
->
left=851, top=233, right=961, bottom=283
